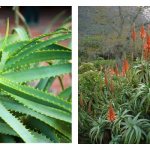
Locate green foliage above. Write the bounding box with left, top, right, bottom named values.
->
left=79, top=62, right=96, bottom=74
left=79, top=59, right=150, bottom=144
left=91, top=59, right=115, bottom=70
left=0, top=22, right=72, bottom=143
left=89, top=117, right=110, bottom=144
left=121, top=113, right=149, bottom=144
left=78, top=109, right=92, bottom=143
left=134, top=60, right=150, bottom=84
left=79, top=70, right=101, bottom=105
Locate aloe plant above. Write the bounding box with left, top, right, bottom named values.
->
left=121, top=113, right=150, bottom=144
left=0, top=20, right=72, bottom=143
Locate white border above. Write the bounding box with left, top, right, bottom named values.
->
left=0, top=0, right=73, bottom=6
left=0, top=0, right=149, bottom=150
left=0, top=0, right=150, bottom=6
left=72, top=3, right=78, bottom=145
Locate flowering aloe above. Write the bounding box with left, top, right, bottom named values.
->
left=140, top=25, right=146, bottom=39
left=122, top=59, right=129, bottom=76
left=114, top=64, right=119, bottom=76
left=107, top=104, right=116, bottom=122
left=144, top=33, right=150, bottom=50
left=131, top=24, right=136, bottom=42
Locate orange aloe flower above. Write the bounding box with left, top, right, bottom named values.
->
left=131, top=24, right=136, bottom=42
left=109, top=68, right=115, bottom=76
left=122, top=59, right=129, bottom=76
left=144, top=33, right=150, bottom=51
left=140, top=25, right=146, bottom=39
left=147, top=33, right=150, bottom=47
left=107, top=104, right=116, bottom=122
left=143, top=33, right=150, bottom=60
left=114, top=64, right=119, bottom=76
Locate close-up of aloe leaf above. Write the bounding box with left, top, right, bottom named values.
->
left=0, top=19, right=72, bottom=143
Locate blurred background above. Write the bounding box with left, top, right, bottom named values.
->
left=79, top=6, right=150, bottom=64
left=0, top=6, right=71, bottom=37
left=0, top=6, right=72, bottom=95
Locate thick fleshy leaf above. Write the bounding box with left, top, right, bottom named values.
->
left=2, top=63, right=71, bottom=83
left=0, top=102, right=38, bottom=143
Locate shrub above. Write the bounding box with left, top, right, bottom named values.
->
left=79, top=62, right=96, bottom=74
left=79, top=70, right=100, bottom=106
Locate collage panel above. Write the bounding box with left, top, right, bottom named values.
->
left=0, top=6, right=72, bottom=143
left=0, top=0, right=149, bottom=147
left=78, top=6, right=150, bottom=144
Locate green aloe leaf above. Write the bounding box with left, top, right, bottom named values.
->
left=0, top=97, right=71, bottom=139
left=2, top=63, right=71, bottom=83
left=0, top=101, right=38, bottom=143
left=4, top=50, right=71, bottom=70
left=0, top=77, right=71, bottom=112
left=5, top=33, right=71, bottom=67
